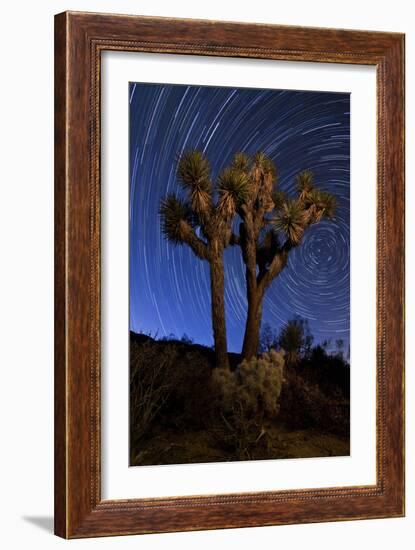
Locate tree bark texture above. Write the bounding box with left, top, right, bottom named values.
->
left=240, top=218, right=290, bottom=360
left=241, top=290, right=264, bottom=360
left=209, top=249, right=229, bottom=370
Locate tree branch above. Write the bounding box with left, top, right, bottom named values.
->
left=258, top=240, right=293, bottom=292
left=179, top=220, right=209, bottom=260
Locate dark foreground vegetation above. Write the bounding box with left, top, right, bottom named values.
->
left=130, top=149, right=348, bottom=465
left=130, top=321, right=350, bottom=466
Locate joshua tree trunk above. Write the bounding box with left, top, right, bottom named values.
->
left=241, top=283, right=264, bottom=360
left=209, top=246, right=229, bottom=370
left=241, top=246, right=289, bottom=360
left=240, top=216, right=264, bottom=361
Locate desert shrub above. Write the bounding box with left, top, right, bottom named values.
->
left=209, top=350, right=285, bottom=458
left=130, top=339, right=178, bottom=447
left=161, top=348, right=214, bottom=429
left=208, top=401, right=264, bottom=459
left=212, top=349, right=285, bottom=418
left=324, top=392, right=350, bottom=436
left=279, top=369, right=325, bottom=428
left=131, top=334, right=216, bottom=433
left=180, top=333, right=194, bottom=345
left=298, top=345, right=350, bottom=398
left=279, top=369, right=349, bottom=435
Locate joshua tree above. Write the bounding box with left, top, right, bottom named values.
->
left=225, top=152, right=336, bottom=359
left=160, top=150, right=245, bottom=370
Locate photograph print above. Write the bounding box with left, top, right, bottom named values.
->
left=129, top=82, right=350, bottom=467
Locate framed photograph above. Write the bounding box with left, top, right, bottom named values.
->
left=54, top=11, right=405, bottom=538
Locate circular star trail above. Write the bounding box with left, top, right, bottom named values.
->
left=129, top=83, right=350, bottom=352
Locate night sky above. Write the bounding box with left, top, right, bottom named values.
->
left=129, top=82, right=350, bottom=353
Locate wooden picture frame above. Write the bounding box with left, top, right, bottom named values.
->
left=54, top=11, right=405, bottom=538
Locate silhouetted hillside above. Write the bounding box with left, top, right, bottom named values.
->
left=130, top=331, right=243, bottom=370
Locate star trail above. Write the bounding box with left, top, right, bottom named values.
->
left=129, top=82, right=350, bottom=353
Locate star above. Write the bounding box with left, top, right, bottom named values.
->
left=129, top=83, right=350, bottom=353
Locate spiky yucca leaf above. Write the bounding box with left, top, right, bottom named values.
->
left=252, top=151, right=276, bottom=178
left=319, top=191, right=336, bottom=219
left=159, top=195, right=192, bottom=244
left=273, top=199, right=307, bottom=245
left=272, top=190, right=287, bottom=211
left=303, top=189, right=336, bottom=222
left=296, top=170, right=314, bottom=199
left=177, top=150, right=212, bottom=214
left=217, top=168, right=250, bottom=218
left=232, top=152, right=250, bottom=172
left=189, top=187, right=212, bottom=215
left=177, top=150, right=211, bottom=188
left=302, top=188, right=323, bottom=223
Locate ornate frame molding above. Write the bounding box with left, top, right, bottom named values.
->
left=55, top=11, right=405, bottom=538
